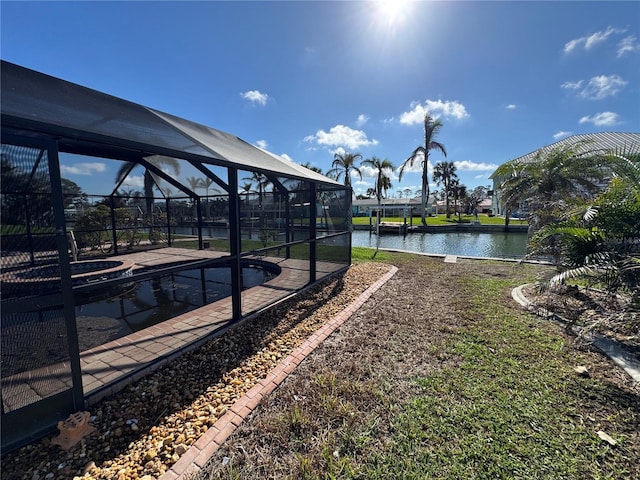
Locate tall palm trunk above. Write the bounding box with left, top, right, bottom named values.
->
left=421, top=171, right=429, bottom=226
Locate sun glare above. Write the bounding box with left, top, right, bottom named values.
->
left=372, top=0, right=412, bottom=30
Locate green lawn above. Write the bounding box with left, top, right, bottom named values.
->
left=204, top=253, right=638, bottom=479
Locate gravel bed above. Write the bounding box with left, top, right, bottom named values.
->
left=1, top=263, right=392, bottom=480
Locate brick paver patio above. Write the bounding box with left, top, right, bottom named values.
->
left=1, top=248, right=346, bottom=411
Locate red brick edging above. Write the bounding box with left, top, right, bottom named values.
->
left=160, top=265, right=398, bottom=480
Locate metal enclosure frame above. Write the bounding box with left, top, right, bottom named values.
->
left=0, top=61, right=352, bottom=452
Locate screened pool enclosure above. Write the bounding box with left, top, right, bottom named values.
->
left=0, top=61, right=352, bottom=451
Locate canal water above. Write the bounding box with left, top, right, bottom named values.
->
left=176, top=226, right=529, bottom=258
left=351, top=230, right=528, bottom=258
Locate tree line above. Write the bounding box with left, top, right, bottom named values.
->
left=317, top=113, right=489, bottom=224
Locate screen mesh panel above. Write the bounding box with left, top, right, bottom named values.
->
left=1, top=143, right=73, bottom=415
left=1, top=307, right=72, bottom=412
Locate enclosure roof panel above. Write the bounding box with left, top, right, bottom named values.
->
left=0, top=61, right=339, bottom=186
left=508, top=132, right=640, bottom=165
left=150, top=108, right=337, bottom=184
left=489, top=131, right=640, bottom=179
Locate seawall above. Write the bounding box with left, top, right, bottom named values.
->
left=353, top=223, right=528, bottom=233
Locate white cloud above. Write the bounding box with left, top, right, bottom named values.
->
left=241, top=90, right=269, bottom=106
left=399, top=99, right=469, bottom=125
left=553, top=131, right=572, bottom=140
left=564, top=26, right=625, bottom=54
left=255, top=139, right=268, bottom=149
left=454, top=160, right=498, bottom=171
left=581, top=75, right=627, bottom=100
left=121, top=175, right=144, bottom=188
left=359, top=164, right=377, bottom=178
left=279, top=153, right=294, bottom=163
left=304, top=125, right=378, bottom=150
left=578, top=111, right=620, bottom=127
left=505, top=104, right=517, bottom=110
left=360, top=164, right=398, bottom=182
left=396, top=153, right=434, bottom=175
left=60, top=162, right=107, bottom=176
left=562, top=75, right=627, bottom=100
left=356, top=114, right=369, bottom=127
left=561, top=80, right=583, bottom=91
left=617, top=35, right=640, bottom=57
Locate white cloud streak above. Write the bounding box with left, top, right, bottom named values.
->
left=553, top=131, right=572, bottom=140
left=241, top=90, right=269, bottom=106
left=60, top=162, right=107, bottom=176
left=563, top=26, right=625, bottom=54
left=561, top=75, right=627, bottom=100
left=454, top=160, right=499, bottom=171
left=617, top=35, right=640, bottom=57
left=255, top=139, right=268, bottom=150
left=578, top=112, right=620, bottom=127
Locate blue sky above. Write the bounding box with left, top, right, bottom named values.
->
left=2, top=1, right=639, bottom=198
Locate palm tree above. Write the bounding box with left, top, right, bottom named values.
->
left=115, top=156, right=180, bottom=220
left=242, top=171, right=271, bottom=228
left=529, top=157, right=640, bottom=311
left=399, top=113, right=447, bottom=225
left=361, top=156, right=394, bottom=241
left=185, top=176, right=202, bottom=221
left=300, top=162, right=323, bottom=174
left=433, top=161, right=458, bottom=218
left=239, top=181, right=256, bottom=227
left=493, top=141, right=606, bottom=236
left=200, top=176, right=223, bottom=219
left=185, top=176, right=202, bottom=194
left=449, top=180, right=467, bottom=221
left=327, top=152, right=363, bottom=194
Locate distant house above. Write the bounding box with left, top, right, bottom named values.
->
left=475, top=198, right=493, bottom=214
left=352, top=196, right=430, bottom=218
left=490, top=132, right=640, bottom=216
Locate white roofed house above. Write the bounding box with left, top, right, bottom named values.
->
left=352, top=196, right=432, bottom=219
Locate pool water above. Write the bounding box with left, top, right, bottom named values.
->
left=75, top=265, right=273, bottom=350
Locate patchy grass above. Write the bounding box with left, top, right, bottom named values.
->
left=200, top=254, right=639, bottom=480
left=362, top=276, right=638, bottom=479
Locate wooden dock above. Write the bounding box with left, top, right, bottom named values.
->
left=374, top=222, right=408, bottom=235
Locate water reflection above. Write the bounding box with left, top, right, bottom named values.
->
left=75, top=266, right=270, bottom=351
